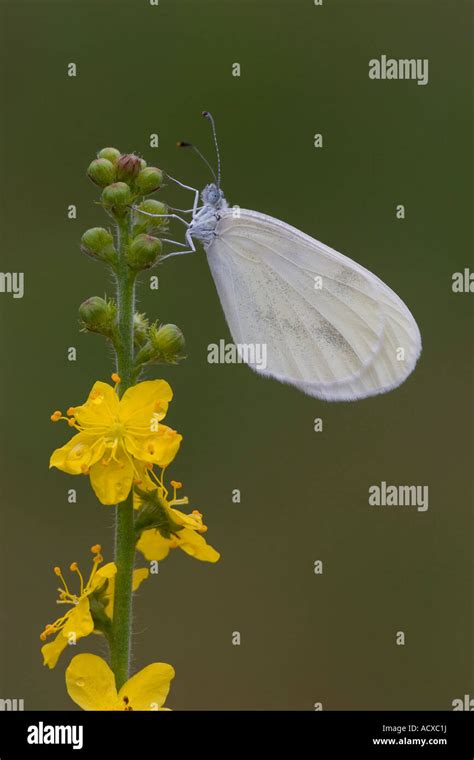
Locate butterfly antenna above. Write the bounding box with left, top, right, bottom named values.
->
left=202, top=111, right=221, bottom=189
left=176, top=141, right=217, bottom=184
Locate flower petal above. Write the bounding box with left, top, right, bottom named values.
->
left=63, top=596, right=95, bottom=639
left=66, top=654, right=119, bottom=711
left=136, top=529, right=174, bottom=561
left=74, top=381, right=119, bottom=429
left=137, top=523, right=219, bottom=564
left=41, top=598, right=94, bottom=670
left=101, top=579, right=115, bottom=619
left=91, top=562, right=117, bottom=591
left=170, top=508, right=203, bottom=530
left=89, top=452, right=134, bottom=505
left=133, top=567, right=149, bottom=590
left=41, top=633, right=69, bottom=670
left=177, top=528, right=220, bottom=563
left=118, top=662, right=175, bottom=711
left=125, top=425, right=182, bottom=468
left=50, top=432, right=105, bottom=475
left=119, top=380, right=173, bottom=428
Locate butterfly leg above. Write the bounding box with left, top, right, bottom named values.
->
left=160, top=229, right=196, bottom=262
left=131, top=208, right=191, bottom=229
left=168, top=205, right=204, bottom=213
left=160, top=239, right=189, bottom=247
left=165, top=174, right=201, bottom=215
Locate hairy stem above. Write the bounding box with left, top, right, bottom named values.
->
left=111, top=491, right=135, bottom=689
left=110, top=214, right=137, bottom=690
left=115, top=218, right=136, bottom=390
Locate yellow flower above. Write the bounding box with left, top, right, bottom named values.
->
left=136, top=479, right=220, bottom=563
left=40, top=546, right=149, bottom=669
left=50, top=376, right=182, bottom=505
left=66, top=653, right=174, bottom=711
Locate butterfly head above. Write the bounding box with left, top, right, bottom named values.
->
left=202, top=183, right=226, bottom=208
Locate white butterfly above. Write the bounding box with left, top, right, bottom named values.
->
left=142, top=114, right=422, bottom=401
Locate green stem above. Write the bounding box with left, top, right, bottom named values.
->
left=110, top=214, right=137, bottom=690
left=115, top=218, right=136, bottom=390
left=111, top=491, right=135, bottom=689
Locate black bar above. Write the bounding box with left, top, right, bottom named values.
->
left=0, top=710, right=472, bottom=757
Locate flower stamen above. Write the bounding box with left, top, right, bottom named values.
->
left=54, top=566, right=71, bottom=596
left=70, top=562, right=85, bottom=595
left=170, top=480, right=182, bottom=502
left=50, top=412, right=83, bottom=432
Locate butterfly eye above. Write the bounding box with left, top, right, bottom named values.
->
left=202, top=184, right=219, bottom=204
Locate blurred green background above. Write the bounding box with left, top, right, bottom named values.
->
left=0, top=0, right=472, bottom=710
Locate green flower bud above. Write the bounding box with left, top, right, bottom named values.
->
left=134, top=322, right=186, bottom=367
left=116, top=153, right=142, bottom=182
left=126, top=234, right=163, bottom=270
left=139, top=158, right=147, bottom=170
left=135, top=167, right=164, bottom=195
left=87, top=158, right=116, bottom=187
left=81, top=227, right=117, bottom=265
left=133, top=199, right=169, bottom=235
left=133, top=312, right=150, bottom=346
left=151, top=323, right=185, bottom=360
left=97, top=147, right=121, bottom=165
left=101, top=182, right=132, bottom=217
left=78, top=296, right=117, bottom=337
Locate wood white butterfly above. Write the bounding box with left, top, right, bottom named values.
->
left=139, top=114, right=422, bottom=401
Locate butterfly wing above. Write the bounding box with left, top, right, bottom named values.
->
left=205, top=209, right=421, bottom=401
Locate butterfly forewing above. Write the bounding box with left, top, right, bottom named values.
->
left=205, top=209, right=421, bottom=400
